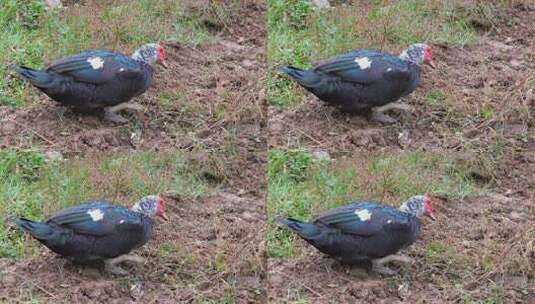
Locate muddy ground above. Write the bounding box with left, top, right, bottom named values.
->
left=267, top=4, right=534, bottom=304
left=1, top=0, right=267, bottom=303
left=1, top=192, right=265, bottom=303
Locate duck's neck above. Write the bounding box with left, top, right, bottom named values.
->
left=131, top=50, right=149, bottom=65
left=399, top=50, right=420, bottom=66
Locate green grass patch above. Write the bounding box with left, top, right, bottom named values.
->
left=0, top=151, right=218, bottom=259
left=267, top=149, right=486, bottom=258
left=425, top=89, right=446, bottom=107
left=267, top=0, right=482, bottom=107
left=1, top=0, right=213, bottom=107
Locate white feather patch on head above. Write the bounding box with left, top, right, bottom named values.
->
left=87, top=57, right=104, bottom=69
left=119, top=68, right=125, bottom=72
left=87, top=209, right=104, bottom=221
left=119, top=219, right=125, bottom=224
left=354, top=57, right=372, bottom=69
left=387, top=219, right=392, bottom=224
left=354, top=209, right=372, bottom=221
left=387, top=67, right=392, bottom=72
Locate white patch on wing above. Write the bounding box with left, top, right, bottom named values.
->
left=354, top=57, right=372, bottom=69
left=87, top=209, right=104, bottom=222
left=87, top=57, right=104, bottom=69
left=354, top=209, right=372, bottom=221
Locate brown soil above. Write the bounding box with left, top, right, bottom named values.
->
left=267, top=4, right=534, bottom=304
left=1, top=191, right=265, bottom=303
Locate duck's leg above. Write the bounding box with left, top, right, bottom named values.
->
left=104, top=254, right=146, bottom=276
left=103, top=110, right=128, bottom=124
left=371, top=261, right=398, bottom=275
left=371, top=254, right=413, bottom=275
left=375, top=254, right=414, bottom=265
left=371, top=102, right=413, bottom=124
left=104, top=102, right=145, bottom=123
left=370, top=110, right=397, bottom=124
left=106, top=102, right=145, bottom=113
left=375, top=102, right=413, bottom=113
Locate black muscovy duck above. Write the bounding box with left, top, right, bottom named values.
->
left=280, top=43, right=435, bottom=123
left=279, top=195, right=435, bottom=275
left=15, top=195, right=168, bottom=275
left=13, top=43, right=168, bottom=123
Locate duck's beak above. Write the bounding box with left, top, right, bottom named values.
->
left=160, top=213, right=169, bottom=221
left=428, top=213, right=437, bottom=221
left=427, top=60, right=436, bottom=69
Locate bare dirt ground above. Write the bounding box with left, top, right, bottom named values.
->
left=267, top=4, right=534, bottom=304
left=1, top=192, right=265, bottom=303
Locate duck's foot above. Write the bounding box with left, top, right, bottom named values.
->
left=104, top=260, right=129, bottom=276
left=104, top=255, right=146, bottom=276
left=104, top=102, right=144, bottom=123
left=370, top=110, right=397, bottom=124
left=371, top=254, right=413, bottom=276
left=104, top=110, right=129, bottom=124
left=371, top=102, right=413, bottom=124
left=371, top=262, right=398, bottom=276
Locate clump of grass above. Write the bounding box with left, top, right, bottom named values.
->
left=97, top=0, right=212, bottom=48
left=0, top=151, right=219, bottom=259
left=367, top=152, right=480, bottom=199
left=268, top=149, right=313, bottom=182
left=367, top=1, right=477, bottom=47
left=0, top=150, right=45, bottom=182
left=267, top=150, right=485, bottom=258
left=267, top=0, right=484, bottom=107
left=424, top=241, right=467, bottom=274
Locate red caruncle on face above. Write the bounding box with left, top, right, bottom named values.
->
left=424, top=47, right=433, bottom=63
